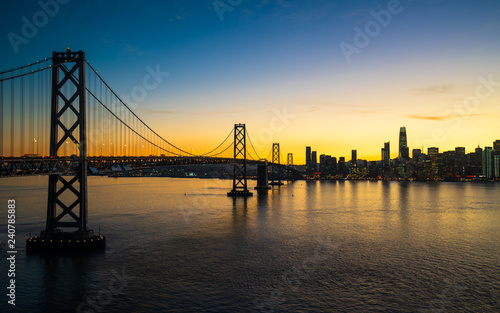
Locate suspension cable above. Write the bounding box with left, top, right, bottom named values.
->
left=0, top=57, right=52, bottom=75
left=86, top=87, right=182, bottom=156
left=85, top=59, right=232, bottom=157
left=245, top=129, right=262, bottom=160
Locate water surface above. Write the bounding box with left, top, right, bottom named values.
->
left=0, top=177, right=499, bottom=312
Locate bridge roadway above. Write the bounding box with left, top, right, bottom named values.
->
left=0, top=156, right=288, bottom=177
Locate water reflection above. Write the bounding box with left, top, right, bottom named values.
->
left=25, top=251, right=105, bottom=312
left=2, top=177, right=499, bottom=312
left=398, top=182, right=410, bottom=238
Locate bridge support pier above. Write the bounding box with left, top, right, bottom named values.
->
left=27, top=50, right=105, bottom=252
left=228, top=124, right=253, bottom=197
left=255, top=160, right=271, bottom=192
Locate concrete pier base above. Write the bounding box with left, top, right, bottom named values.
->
left=227, top=190, right=253, bottom=197
left=26, top=229, right=105, bottom=252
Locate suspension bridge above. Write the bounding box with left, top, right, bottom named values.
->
left=0, top=49, right=298, bottom=251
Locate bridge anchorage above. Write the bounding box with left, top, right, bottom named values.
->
left=227, top=123, right=253, bottom=197
left=26, top=50, right=105, bottom=252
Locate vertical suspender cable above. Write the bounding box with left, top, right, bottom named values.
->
left=0, top=77, right=3, bottom=157
left=29, top=72, right=34, bottom=154
left=20, top=75, right=25, bottom=154
left=11, top=74, right=15, bottom=156
left=87, top=67, right=92, bottom=156
left=128, top=110, right=131, bottom=156
left=43, top=67, right=48, bottom=156
left=38, top=67, right=42, bottom=156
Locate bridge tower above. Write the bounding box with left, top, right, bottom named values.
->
left=227, top=124, right=253, bottom=197
left=27, top=49, right=105, bottom=251
left=270, top=143, right=283, bottom=186
left=287, top=153, right=294, bottom=181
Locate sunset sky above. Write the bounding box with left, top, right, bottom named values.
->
left=1, top=0, right=500, bottom=163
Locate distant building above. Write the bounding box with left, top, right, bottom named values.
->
left=351, top=150, right=357, bottom=166
left=399, top=127, right=409, bottom=161
left=338, top=157, right=346, bottom=176
left=483, top=147, right=494, bottom=178
left=319, top=154, right=336, bottom=176
left=306, top=146, right=311, bottom=172
left=455, top=147, right=465, bottom=155
left=382, top=142, right=390, bottom=166
left=428, top=147, right=439, bottom=156
left=468, top=146, right=483, bottom=176
left=312, top=151, right=317, bottom=172
left=455, top=147, right=466, bottom=177
left=319, top=154, right=326, bottom=173
left=412, top=148, right=422, bottom=160
left=494, top=140, right=500, bottom=154
left=495, top=155, right=500, bottom=178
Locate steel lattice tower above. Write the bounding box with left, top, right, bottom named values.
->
left=227, top=124, right=252, bottom=196
left=270, top=143, right=283, bottom=185
left=27, top=49, right=105, bottom=251
left=287, top=153, right=293, bottom=180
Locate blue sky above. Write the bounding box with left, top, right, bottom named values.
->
left=1, top=0, right=500, bottom=161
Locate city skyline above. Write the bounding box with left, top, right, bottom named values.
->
left=304, top=126, right=500, bottom=164
left=1, top=1, right=500, bottom=164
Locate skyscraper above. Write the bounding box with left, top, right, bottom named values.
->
left=306, top=146, right=311, bottom=172
left=483, top=147, right=494, bottom=178
left=312, top=151, right=317, bottom=172
left=471, top=146, right=483, bottom=176
left=382, top=142, right=390, bottom=166
left=351, top=149, right=357, bottom=166
left=399, top=127, right=409, bottom=161
left=338, top=157, right=346, bottom=176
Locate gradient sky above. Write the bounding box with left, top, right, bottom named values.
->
left=1, top=0, right=500, bottom=163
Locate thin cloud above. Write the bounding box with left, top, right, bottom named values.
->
left=144, top=109, right=246, bottom=115
left=407, top=113, right=485, bottom=121
left=121, top=43, right=144, bottom=56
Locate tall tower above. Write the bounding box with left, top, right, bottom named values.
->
left=483, top=147, right=494, bottom=178
left=382, top=142, right=390, bottom=166
left=399, top=127, right=408, bottom=161
left=27, top=50, right=105, bottom=252
left=311, top=151, right=317, bottom=172
left=306, top=146, right=311, bottom=173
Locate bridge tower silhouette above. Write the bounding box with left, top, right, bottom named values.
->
left=287, top=153, right=294, bottom=180
left=227, top=123, right=253, bottom=197
left=26, top=50, right=105, bottom=251
left=270, top=143, right=283, bottom=186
